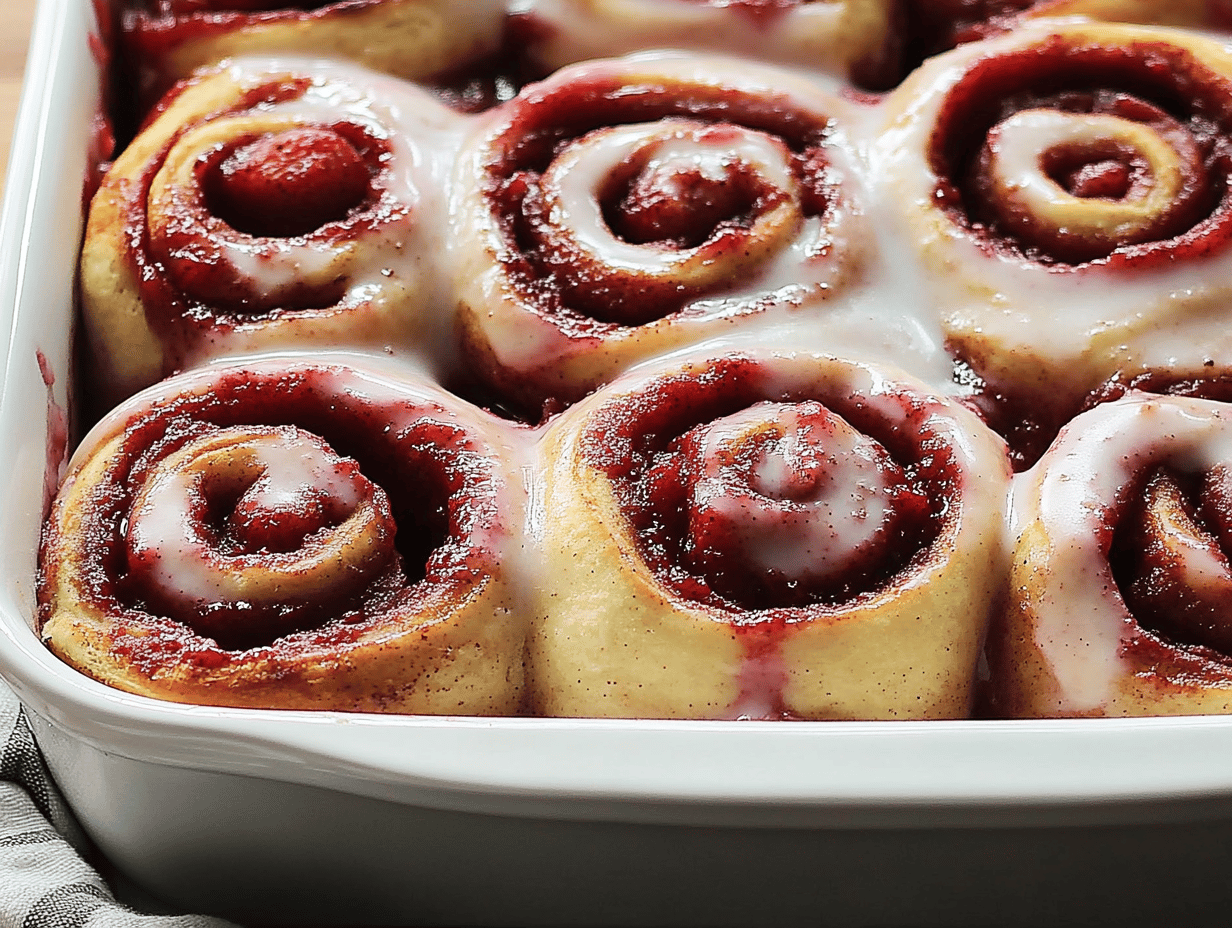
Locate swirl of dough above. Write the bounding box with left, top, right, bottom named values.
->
left=513, top=0, right=905, bottom=90
left=123, top=425, right=398, bottom=646
left=81, top=58, right=467, bottom=408
left=122, top=0, right=507, bottom=106
left=875, top=21, right=1232, bottom=468
left=969, top=107, right=1205, bottom=263
left=451, top=55, right=867, bottom=413
left=526, top=119, right=806, bottom=325
left=530, top=353, right=1011, bottom=720
left=38, top=359, right=528, bottom=714
left=643, top=400, right=931, bottom=608
left=986, top=391, right=1232, bottom=717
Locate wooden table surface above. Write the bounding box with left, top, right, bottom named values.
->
left=0, top=0, right=39, bottom=198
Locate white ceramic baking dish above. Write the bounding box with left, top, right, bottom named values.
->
left=3, top=1, right=1232, bottom=925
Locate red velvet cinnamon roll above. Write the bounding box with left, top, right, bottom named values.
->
left=121, top=0, right=506, bottom=106
left=986, top=391, right=1232, bottom=717
left=877, top=21, right=1232, bottom=466
left=450, top=55, right=870, bottom=415
left=81, top=58, right=466, bottom=409
left=513, top=0, right=905, bottom=90
left=908, top=0, right=1230, bottom=56
left=530, top=353, right=1011, bottom=720
left=38, top=358, right=528, bottom=714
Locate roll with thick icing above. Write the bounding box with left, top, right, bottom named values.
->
left=81, top=57, right=467, bottom=408
left=530, top=353, right=1012, bottom=719
left=38, top=358, right=529, bottom=714
left=875, top=21, right=1232, bottom=467
left=986, top=390, right=1232, bottom=717
left=450, top=54, right=871, bottom=415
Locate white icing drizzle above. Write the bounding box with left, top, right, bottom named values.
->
left=539, top=120, right=801, bottom=282
left=1015, top=393, right=1232, bottom=712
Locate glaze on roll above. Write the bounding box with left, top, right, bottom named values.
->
left=450, top=54, right=870, bottom=415
left=876, top=21, right=1232, bottom=467
left=530, top=353, right=1011, bottom=720
left=38, top=359, right=529, bottom=714
left=986, top=391, right=1232, bottom=716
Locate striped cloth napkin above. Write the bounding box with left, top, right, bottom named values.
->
left=0, top=680, right=234, bottom=928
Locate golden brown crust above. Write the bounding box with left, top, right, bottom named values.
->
left=126, top=0, right=507, bottom=103
left=521, top=0, right=903, bottom=87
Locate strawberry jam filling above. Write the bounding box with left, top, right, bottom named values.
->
left=580, top=357, right=947, bottom=613
left=1111, top=464, right=1232, bottom=660
left=204, top=126, right=371, bottom=238
left=929, top=37, right=1232, bottom=269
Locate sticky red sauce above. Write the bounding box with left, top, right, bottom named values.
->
left=430, top=17, right=547, bottom=114
left=951, top=357, right=1073, bottom=471
left=1105, top=463, right=1232, bottom=680
left=37, top=351, right=69, bottom=522
left=205, top=126, right=371, bottom=237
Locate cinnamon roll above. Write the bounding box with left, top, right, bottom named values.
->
left=80, top=58, right=466, bottom=408
left=908, top=0, right=1230, bottom=56
left=450, top=55, right=870, bottom=415
left=986, top=391, right=1232, bottom=717
left=121, top=0, right=507, bottom=106
left=512, top=0, right=904, bottom=90
left=38, top=359, right=528, bottom=714
left=530, top=353, right=1011, bottom=720
left=876, top=21, right=1232, bottom=466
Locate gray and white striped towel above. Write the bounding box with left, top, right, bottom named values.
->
left=0, top=680, right=235, bottom=928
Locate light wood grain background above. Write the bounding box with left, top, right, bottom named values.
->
left=0, top=0, right=39, bottom=198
